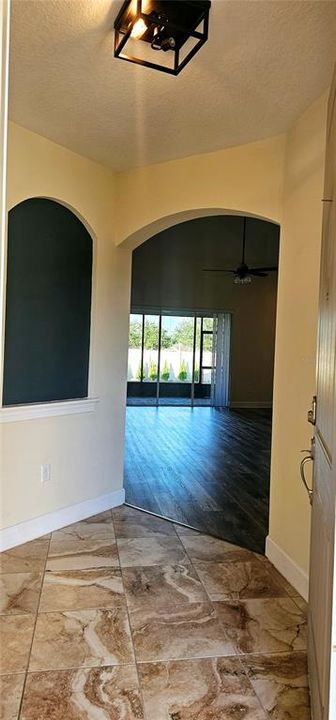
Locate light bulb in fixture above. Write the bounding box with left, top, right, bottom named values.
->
left=131, top=18, right=147, bottom=39
left=114, top=0, right=211, bottom=75
left=234, top=275, right=252, bottom=285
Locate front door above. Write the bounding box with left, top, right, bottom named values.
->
left=307, top=66, right=336, bottom=720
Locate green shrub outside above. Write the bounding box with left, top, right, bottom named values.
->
left=148, top=360, right=158, bottom=381
left=178, top=360, right=188, bottom=381
left=161, top=360, right=170, bottom=381
left=135, top=363, right=143, bottom=381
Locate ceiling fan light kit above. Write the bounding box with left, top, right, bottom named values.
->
left=203, top=217, right=278, bottom=284
left=234, top=274, right=252, bottom=285
left=114, top=0, right=211, bottom=75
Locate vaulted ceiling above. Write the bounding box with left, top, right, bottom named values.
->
left=9, top=0, right=336, bottom=171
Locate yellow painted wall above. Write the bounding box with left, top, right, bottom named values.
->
left=1, top=93, right=327, bottom=583
left=269, top=94, right=327, bottom=573
left=115, top=134, right=285, bottom=248
left=115, top=96, right=327, bottom=576
left=1, top=123, right=131, bottom=529
left=1, top=126, right=285, bottom=533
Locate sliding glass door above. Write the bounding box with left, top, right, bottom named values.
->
left=193, top=316, right=214, bottom=406
left=127, top=311, right=230, bottom=407
left=158, top=315, right=193, bottom=406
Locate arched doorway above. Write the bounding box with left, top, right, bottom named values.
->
left=123, top=213, right=280, bottom=554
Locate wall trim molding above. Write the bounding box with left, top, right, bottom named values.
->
left=0, top=397, right=99, bottom=423
left=229, top=401, right=272, bottom=409
left=0, top=487, right=125, bottom=550
left=266, top=535, right=309, bottom=601
left=0, top=0, right=10, bottom=405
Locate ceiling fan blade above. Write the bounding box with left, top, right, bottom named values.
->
left=202, top=268, right=236, bottom=274
left=250, top=270, right=268, bottom=277
left=249, top=266, right=278, bottom=272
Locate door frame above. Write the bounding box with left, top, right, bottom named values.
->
left=0, top=0, right=10, bottom=406
left=307, top=66, right=336, bottom=720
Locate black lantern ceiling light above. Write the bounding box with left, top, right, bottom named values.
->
left=114, top=0, right=211, bottom=75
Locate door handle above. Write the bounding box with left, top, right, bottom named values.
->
left=300, top=456, right=313, bottom=504
left=300, top=438, right=314, bottom=505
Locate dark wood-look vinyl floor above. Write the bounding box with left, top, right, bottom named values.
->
left=124, top=406, right=272, bottom=554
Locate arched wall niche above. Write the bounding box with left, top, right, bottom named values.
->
left=6, top=194, right=99, bottom=397
left=8, top=194, right=98, bottom=243
left=3, top=197, right=94, bottom=406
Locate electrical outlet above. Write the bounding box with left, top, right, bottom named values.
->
left=41, top=463, right=51, bottom=484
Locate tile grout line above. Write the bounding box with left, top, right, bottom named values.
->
left=124, top=502, right=193, bottom=538
left=1, top=507, right=308, bottom=718
left=169, top=528, right=242, bottom=658
left=2, top=648, right=308, bottom=676
left=235, top=652, right=272, bottom=719
left=112, top=508, right=149, bottom=720
left=16, top=511, right=131, bottom=716
left=115, top=521, right=243, bottom=715
left=126, top=498, right=267, bottom=555
left=115, top=520, right=300, bottom=716
left=227, top=647, right=270, bottom=718
left=162, top=523, right=308, bottom=718
left=173, top=527, right=307, bottom=654
left=176, top=526, right=304, bottom=605
left=4, top=514, right=108, bottom=713
left=185, top=529, right=307, bottom=716
left=17, top=531, right=52, bottom=720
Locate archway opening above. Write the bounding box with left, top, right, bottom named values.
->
left=123, top=213, right=280, bottom=553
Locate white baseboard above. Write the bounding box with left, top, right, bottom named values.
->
left=266, top=535, right=309, bottom=601
left=229, top=401, right=272, bottom=409
left=0, top=488, right=125, bottom=551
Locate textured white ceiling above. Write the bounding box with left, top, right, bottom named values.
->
left=9, top=0, right=336, bottom=171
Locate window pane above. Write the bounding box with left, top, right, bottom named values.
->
left=160, top=316, right=194, bottom=384
left=202, top=317, right=214, bottom=361
left=202, top=368, right=213, bottom=385
left=193, top=317, right=201, bottom=383
left=143, top=314, right=159, bottom=383
left=202, top=332, right=213, bottom=355
left=160, top=316, right=175, bottom=383
left=128, top=313, right=143, bottom=381
left=203, top=317, right=213, bottom=331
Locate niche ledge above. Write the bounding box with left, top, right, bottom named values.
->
left=0, top=397, right=99, bottom=423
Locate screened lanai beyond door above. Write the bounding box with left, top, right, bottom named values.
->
left=126, top=310, right=231, bottom=407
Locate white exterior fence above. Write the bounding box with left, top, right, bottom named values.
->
left=127, top=348, right=212, bottom=382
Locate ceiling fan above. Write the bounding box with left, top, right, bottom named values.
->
left=203, top=217, right=278, bottom=284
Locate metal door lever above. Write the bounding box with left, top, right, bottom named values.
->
left=300, top=456, right=313, bottom=504
left=300, top=437, right=314, bottom=505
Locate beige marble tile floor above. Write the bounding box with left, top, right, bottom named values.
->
left=0, top=505, right=310, bottom=719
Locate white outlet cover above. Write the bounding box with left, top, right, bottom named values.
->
left=41, top=463, right=51, bottom=483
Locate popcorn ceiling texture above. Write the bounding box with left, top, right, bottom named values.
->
left=9, top=0, right=336, bottom=171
